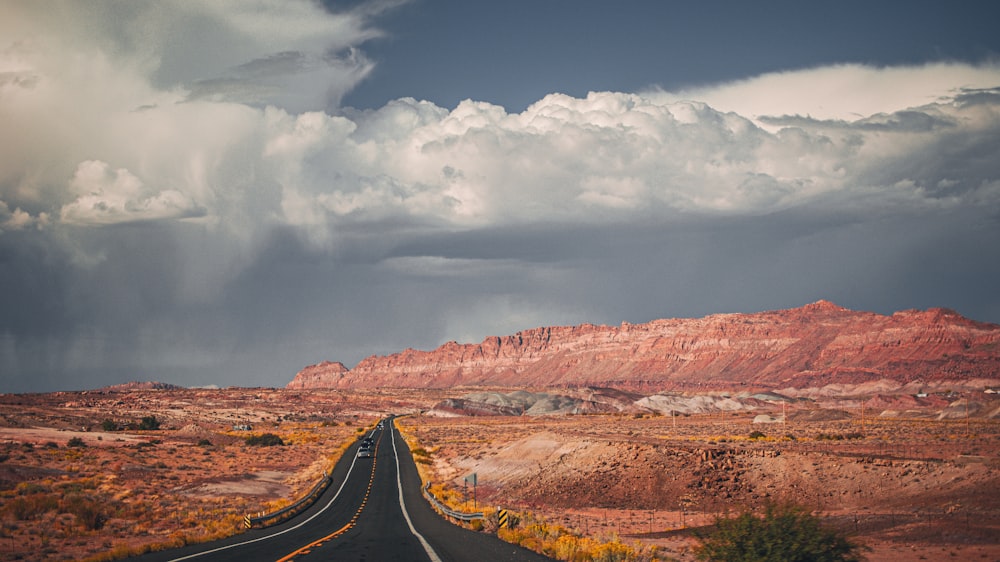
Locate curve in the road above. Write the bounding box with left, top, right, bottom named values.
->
left=161, top=428, right=375, bottom=562
left=133, top=419, right=552, bottom=561
left=275, top=436, right=381, bottom=561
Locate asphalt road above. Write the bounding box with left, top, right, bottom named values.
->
left=133, top=418, right=551, bottom=561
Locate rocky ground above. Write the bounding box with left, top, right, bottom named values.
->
left=0, top=387, right=420, bottom=561
left=401, top=407, right=1000, bottom=561
left=0, top=386, right=997, bottom=561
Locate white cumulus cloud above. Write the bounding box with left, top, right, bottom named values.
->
left=60, top=160, right=203, bottom=226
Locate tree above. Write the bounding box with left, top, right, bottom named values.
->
left=138, top=415, right=160, bottom=430
left=694, top=503, right=867, bottom=562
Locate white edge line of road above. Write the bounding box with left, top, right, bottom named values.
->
left=391, top=419, right=444, bottom=562
left=168, top=428, right=373, bottom=561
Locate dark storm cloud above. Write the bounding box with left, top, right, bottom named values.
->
left=955, top=87, right=1000, bottom=106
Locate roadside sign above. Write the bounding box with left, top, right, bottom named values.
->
left=498, top=509, right=509, bottom=528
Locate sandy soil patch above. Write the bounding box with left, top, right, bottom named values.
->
left=0, top=427, right=148, bottom=447
left=178, top=470, right=292, bottom=498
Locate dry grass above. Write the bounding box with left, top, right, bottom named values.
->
left=0, top=388, right=399, bottom=561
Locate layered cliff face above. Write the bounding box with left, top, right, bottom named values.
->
left=286, top=301, right=1000, bottom=391
left=285, top=361, right=349, bottom=390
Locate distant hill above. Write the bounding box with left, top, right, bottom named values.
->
left=99, top=381, right=184, bottom=392
left=287, top=301, right=1000, bottom=392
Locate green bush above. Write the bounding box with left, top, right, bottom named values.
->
left=138, top=415, right=161, bottom=430
left=816, top=432, right=864, bottom=441
left=245, top=433, right=284, bottom=447
left=101, top=419, right=119, bottom=431
left=694, top=503, right=867, bottom=562
left=67, top=436, right=87, bottom=448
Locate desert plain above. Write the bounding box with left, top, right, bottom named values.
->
left=0, top=383, right=998, bottom=561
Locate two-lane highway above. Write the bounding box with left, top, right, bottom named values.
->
left=135, top=418, right=551, bottom=561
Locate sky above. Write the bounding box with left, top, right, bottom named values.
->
left=2, top=1, right=1000, bottom=393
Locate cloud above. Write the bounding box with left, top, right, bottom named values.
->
left=0, top=0, right=379, bottom=218
left=266, top=71, right=1000, bottom=238
left=0, top=201, right=46, bottom=232
left=645, top=62, right=1000, bottom=125
left=1, top=1, right=999, bottom=392
left=58, top=160, right=204, bottom=226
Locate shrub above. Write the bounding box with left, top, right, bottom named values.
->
left=411, top=447, right=432, bottom=464
left=15, top=482, right=49, bottom=495
left=748, top=431, right=767, bottom=440
left=138, top=415, right=161, bottom=430
left=246, top=433, right=284, bottom=447
left=67, top=436, right=87, bottom=448
left=591, top=540, right=635, bottom=562
left=4, top=494, right=59, bottom=520
left=101, top=419, right=119, bottom=431
left=816, top=432, right=864, bottom=441
left=61, top=494, right=106, bottom=530
left=694, top=503, right=867, bottom=562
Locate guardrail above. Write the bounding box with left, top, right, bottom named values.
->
left=245, top=471, right=333, bottom=528
left=422, top=482, right=485, bottom=522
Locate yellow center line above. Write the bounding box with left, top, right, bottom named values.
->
left=275, top=437, right=380, bottom=562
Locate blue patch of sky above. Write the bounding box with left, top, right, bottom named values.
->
left=329, top=0, right=1000, bottom=112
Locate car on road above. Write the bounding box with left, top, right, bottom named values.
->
left=357, top=447, right=373, bottom=458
